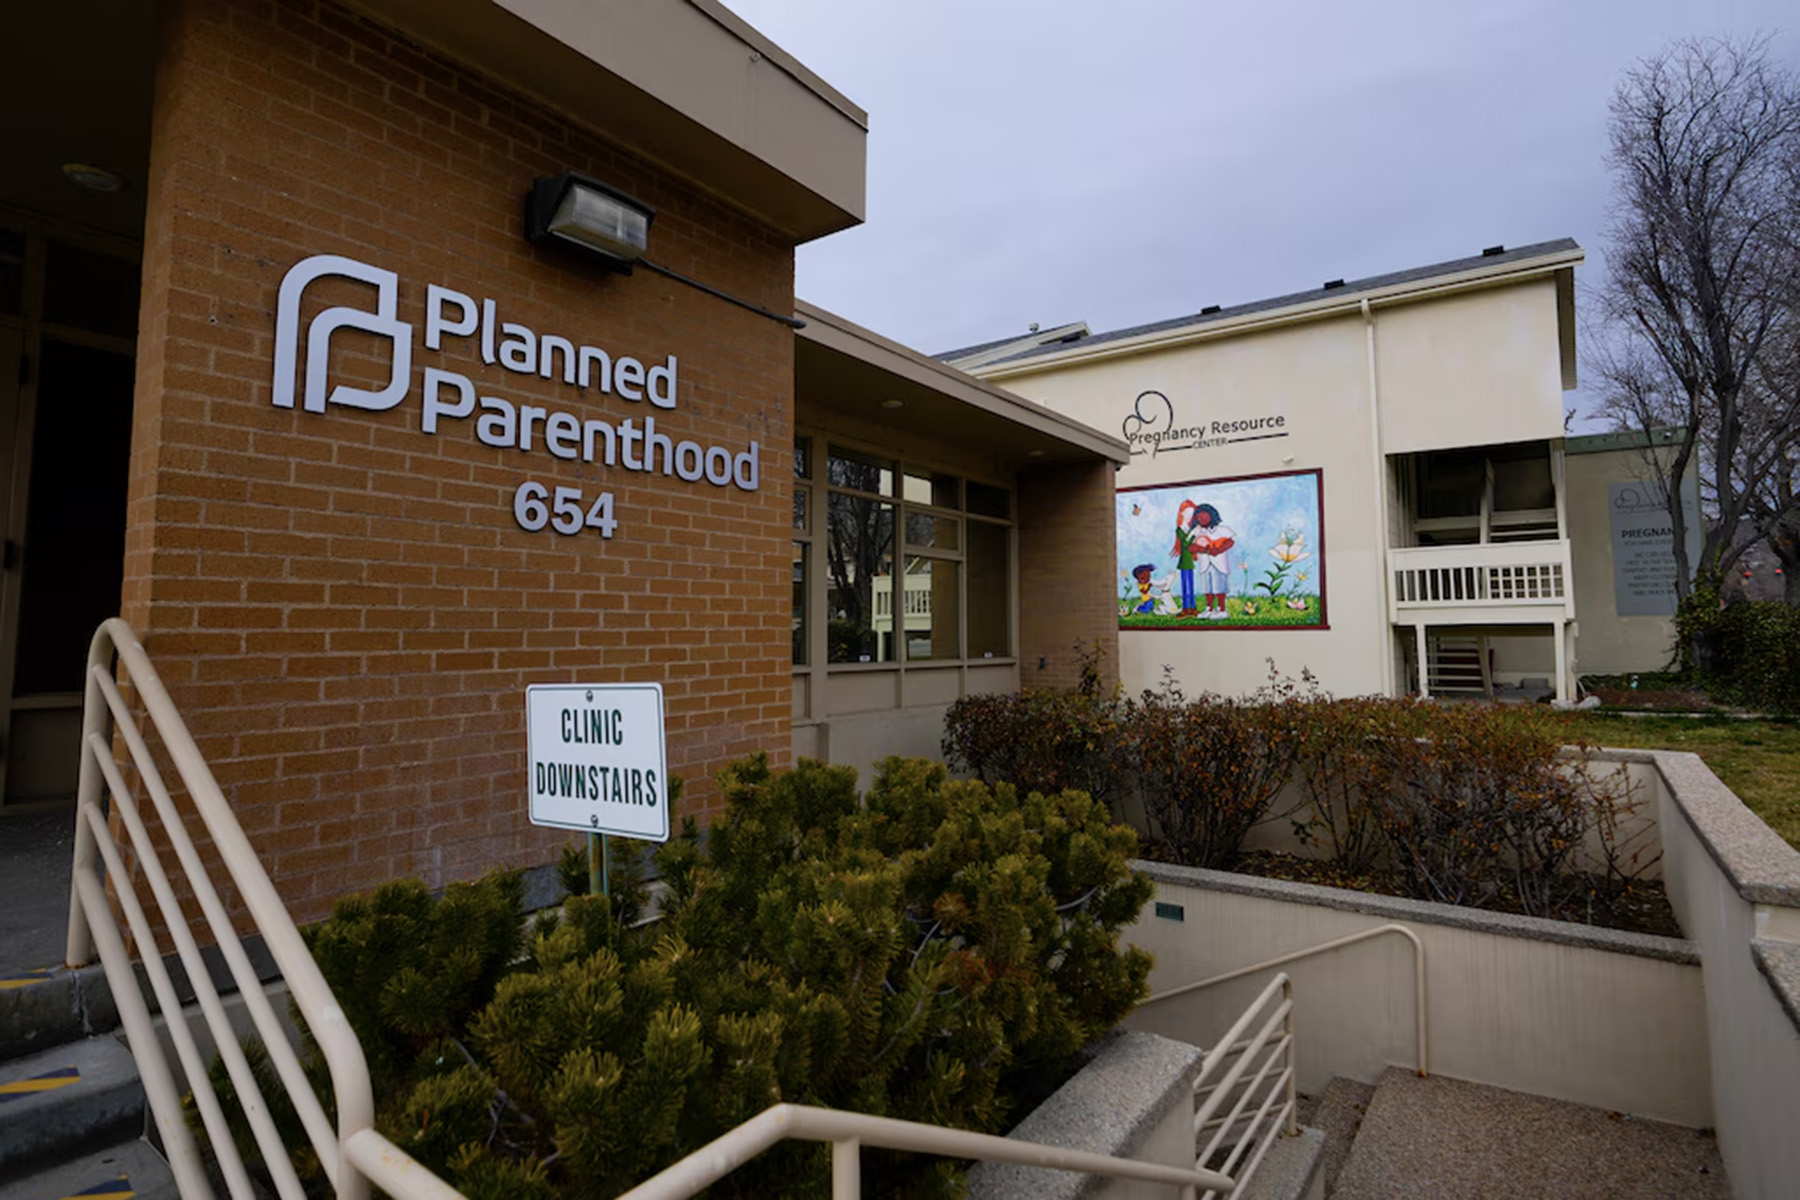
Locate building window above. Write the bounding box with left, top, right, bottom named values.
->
left=795, top=436, right=1013, bottom=669
left=827, top=489, right=896, bottom=663
left=966, top=518, right=1011, bottom=658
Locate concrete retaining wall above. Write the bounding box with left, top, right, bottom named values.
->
left=1123, top=860, right=1711, bottom=1127
left=1649, top=750, right=1800, bottom=1200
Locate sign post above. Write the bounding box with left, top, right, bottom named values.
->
left=526, top=683, right=669, bottom=903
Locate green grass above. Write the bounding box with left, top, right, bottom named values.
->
left=1119, top=594, right=1323, bottom=628
left=1556, top=712, right=1800, bottom=851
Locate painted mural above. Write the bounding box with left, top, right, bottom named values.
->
left=1117, top=469, right=1326, bottom=629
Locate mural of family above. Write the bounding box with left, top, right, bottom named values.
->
left=1117, top=469, right=1326, bottom=629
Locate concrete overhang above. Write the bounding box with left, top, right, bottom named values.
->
left=796, top=301, right=1129, bottom=470
left=343, top=0, right=867, bottom=243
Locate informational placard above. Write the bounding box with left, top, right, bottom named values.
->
left=1608, top=482, right=1698, bottom=617
left=525, top=683, right=668, bottom=841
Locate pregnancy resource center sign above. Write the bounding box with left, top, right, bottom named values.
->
left=525, top=683, right=668, bottom=841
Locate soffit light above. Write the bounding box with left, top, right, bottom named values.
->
left=525, top=173, right=653, bottom=272
left=62, top=163, right=125, bottom=193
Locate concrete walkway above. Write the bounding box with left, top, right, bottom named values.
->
left=1332, top=1068, right=1729, bottom=1200
left=0, top=806, right=74, bottom=977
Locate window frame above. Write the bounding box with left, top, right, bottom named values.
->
left=792, top=430, right=1016, bottom=677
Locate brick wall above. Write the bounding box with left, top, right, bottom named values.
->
left=1016, top=459, right=1120, bottom=693
left=128, top=0, right=796, bottom=919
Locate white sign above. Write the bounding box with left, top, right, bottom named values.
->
left=525, top=683, right=669, bottom=841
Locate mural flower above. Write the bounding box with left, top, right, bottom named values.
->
left=1269, top=528, right=1310, bottom=566
left=1257, top=527, right=1310, bottom=598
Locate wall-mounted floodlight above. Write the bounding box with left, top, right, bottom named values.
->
left=525, top=171, right=804, bottom=329
left=525, top=173, right=654, bottom=272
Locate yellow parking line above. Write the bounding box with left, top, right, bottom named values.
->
left=0, top=1066, right=79, bottom=1103
left=0, top=968, right=55, bottom=990
left=60, top=1179, right=135, bottom=1199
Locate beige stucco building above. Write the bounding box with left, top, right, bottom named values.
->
left=954, top=241, right=1623, bottom=702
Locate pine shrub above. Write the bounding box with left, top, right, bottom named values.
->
left=1711, top=600, right=1800, bottom=714
left=237, top=754, right=1153, bottom=1199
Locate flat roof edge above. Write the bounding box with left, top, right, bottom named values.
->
left=977, top=246, right=1585, bottom=381
left=1565, top=427, right=1690, bottom=455
left=686, top=0, right=868, bottom=129
left=796, top=301, right=1130, bottom=464
left=345, top=0, right=866, bottom=241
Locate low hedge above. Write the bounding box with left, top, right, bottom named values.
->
left=944, top=676, right=1656, bottom=919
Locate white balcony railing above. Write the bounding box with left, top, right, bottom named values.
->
left=1389, top=540, right=1574, bottom=623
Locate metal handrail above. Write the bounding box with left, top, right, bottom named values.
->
left=613, top=1102, right=1236, bottom=1200
left=1188, top=973, right=1297, bottom=1200
left=1142, top=922, right=1429, bottom=1077
left=65, top=618, right=463, bottom=1200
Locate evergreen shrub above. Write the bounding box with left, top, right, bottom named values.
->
left=1681, top=596, right=1800, bottom=714
left=225, top=754, right=1153, bottom=1199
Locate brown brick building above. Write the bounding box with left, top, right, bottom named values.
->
left=4, top=0, right=1122, bottom=921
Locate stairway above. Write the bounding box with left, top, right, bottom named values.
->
left=1308, top=1067, right=1727, bottom=1200
left=0, top=969, right=175, bottom=1200
left=1424, top=633, right=1489, bottom=696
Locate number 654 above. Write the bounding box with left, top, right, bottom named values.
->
left=513, top=481, right=618, bottom=538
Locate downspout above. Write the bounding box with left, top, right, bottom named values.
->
left=1362, top=298, right=1396, bottom=697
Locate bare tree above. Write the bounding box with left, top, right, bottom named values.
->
left=1750, top=317, right=1800, bottom=601
left=1593, top=35, right=1800, bottom=613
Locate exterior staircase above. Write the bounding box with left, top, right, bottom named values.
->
left=0, top=968, right=175, bottom=1200
left=1304, top=1068, right=1728, bottom=1200
left=1424, top=633, right=1489, bottom=696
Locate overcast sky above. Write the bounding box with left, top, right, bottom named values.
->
left=726, top=1, right=1796, bottom=427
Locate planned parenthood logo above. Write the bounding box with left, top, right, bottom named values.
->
left=273, top=255, right=413, bottom=414
left=1120, top=388, right=1290, bottom=457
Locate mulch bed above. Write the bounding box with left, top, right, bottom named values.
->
left=1582, top=685, right=1720, bottom=712
left=1145, top=847, right=1684, bottom=939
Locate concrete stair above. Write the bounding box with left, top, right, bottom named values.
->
left=1324, top=1067, right=1729, bottom=1200
left=1298, top=1077, right=1374, bottom=1196
left=1236, top=1124, right=1325, bottom=1200
left=0, top=1137, right=176, bottom=1200
left=0, top=975, right=174, bottom=1200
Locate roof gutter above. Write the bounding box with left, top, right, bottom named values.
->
left=978, top=246, right=1585, bottom=382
